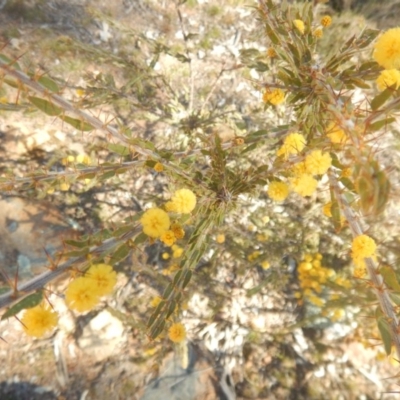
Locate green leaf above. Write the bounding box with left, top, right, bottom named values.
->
left=28, top=96, right=62, bottom=116
left=1, top=291, right=43, bottom=320
left=163, top=283, right=174, bottom=299
left=147, top=301, right=166, bottom=328
left=377, top=317, right=392, bottom=355
left=380, top=266, right=400, bottom=292
left=0, top=54, right=21, bottom=70
left=61, top=115, right=94, bottom=131
left=181, top=269, right=192, bottom=290
left=368, top=117, right=396, bottom=132
left=109, top=243, right=130, bottom=264
left=165, top=300, right=176, bottom=319
left=371, top=87, right=393, bottom=111
left=38, top=76, right=60, bottom=93
left=149, top=319, right=166, bottom=339
left=107, top=143, right=130, bottom=156
left=134, top=232, right=148, bottom=246
left=64, top=239, right=89, bottom=248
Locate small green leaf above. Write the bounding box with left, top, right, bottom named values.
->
left=61, top=115, right=94, bottom=131
left=181, top=269, right=192, bottom=290
left=0, top=54, right=21, bottom=70
left=165, top=300, right=176, bottom=319
left=163, top=283, right=174, bottom=300
left=380, top=266, right=400, bottom=292
left=28, top=96, right=62, bottom=116
left=108, top=143, right=130, bottom=156
left=1, top=291, right=43, bottom=320
left=371, top=87, right=393, bottom=111
left=377, top=317, right=392, bottom=355
left=38, top=76, right=60, bottom=93
left=368, top=117, right=396, bottom=132
left=64, top=239, right=89, bottom=248
left=109, top=243, right=130, bottom=264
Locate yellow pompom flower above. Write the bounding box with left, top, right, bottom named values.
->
left=267, top=47, right=277, bottom=58
left=373, top=28, right=400, bottom=69
left=326, top=122, right=348, bottom=144
left=290, top=174, right=318, bottom=197
left=141, top=208, right=171, bottom=238
left=267, top=181, right=289, bottom=202
left=321, top=15, right=332, bottom=27
left=305, top=150, right=332, bottom=175
left=171, top=223, right=185, bottom=239
left=216, top=234, right=225, bottom=244
left=169, top=322, right=186, bottom=343
left=263, top=88, right=285, bottom=106
left=154, top=162, right=164, bottom=172
left=277, top=132, right=306, bottom=159
left=85, top=264, right=117, bottom=296
left=160, top=230, right=177, bottom=247
left=293, top=19, right=305, bottom=34
left=65, top=277, right=100, bottom=312
left=376, top=69, right=400, bottom=91
left=172, top=244, right=183, bottom=258
left=21, top=304, right=58, bottom=338
left=151, top=296, right=163, bottom=308
left=168, top=189, right=197, bottom=214
left=351, top=234, right=377, bottom=259
left=313, top=27, right=323, bottom=38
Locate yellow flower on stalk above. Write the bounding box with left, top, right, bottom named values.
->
left=21, top=304, right=58, bottom=338
left=376, top=69, right=400, bottom=91
left=169, top=322, right=186, bottom=343
left=65, top=277, right=100, bottom=312
left=276, top=133, right=306, bottom=159
left=171, top=223, right=185, bottom=239
left=351, top=234, right=377, bottom=259
left=141, top=208, right=171, bottom=238
left=305, top=150, right=332, bottom=175
left=321, top=15, right=332, bottom=27
left=85, top=264, right=117, bottom=296
left=267, top=47, right=277, bottom=58
left=151, top=296, right=163, bottom=308
left=263, top=88, right=285, bottom=106
left=167, top=189, right=197, bottom=214
left=154, top=162, right=164, bottom=172
left=290, top=174, right=318, bottom=197
left=160, top=230, right=177, bottom=247
left=216, top=234, right=225, bottom=244
left=313, top=27, right=323, bottom=38
left=326, top=122, right=348, bottom=144
left=293, top=19, right=305, bottom=34
left=261, top=261, right=271, bottom=270
left=373, top=28, right=400, bottom=69
left=267, top=181, right=289, bottom=202
left=323, top=202, right=332, bottom=217
left=172, top=244, right=183, bottom=258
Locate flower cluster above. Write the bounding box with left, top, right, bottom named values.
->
left=66, top=264, right=117, bottom=312
left=373, top=27, right=400, bottom=70
left=263, top=88, right=285, bottom=106
left=351, top=235, right=377, bottom=277
left=296, top=253, right=350, bottom=321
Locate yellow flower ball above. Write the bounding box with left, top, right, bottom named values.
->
left=160, top=230, right=177, bottom=247
left=267, top=181, right=289, bottom=202
left=85, top=264, right=117, bottom=296
left=141, top=207, right=171, bottom=238
left=376, top=69, right=400, bottom=91
left=326, top=122, right=348, bottom=144
left=267, top=47, right=277, bottom=58
left=169, top=322, right=186, bottom=343
left=171, top=223, right=185, bottom=239
left=321, top=15, right=332, bottom=27
left=65, top=277, right=100, bottom=312
left=373, top=28, right=400, bottom=69
left=305, top=150, right=332, bottom=175
left=290, top=174, right=318, bottom=197
left=21, top=304, right=58, bottom=338
left=293, top=19, right=305, bottom=34
left=277, top=132, right=306, bottom=159
left=169, top=189, right=197, bottom=214
left=263, top=88, right=285, bottom=106
left=172, top=244, right=183, bottom=258
left=313, top=27, right=323, bottom=38
left=216, top=234, right=225, bottom=244
left=154, top=162, right=164, bottom=172
left=351, top=234, right=377, bottom=259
